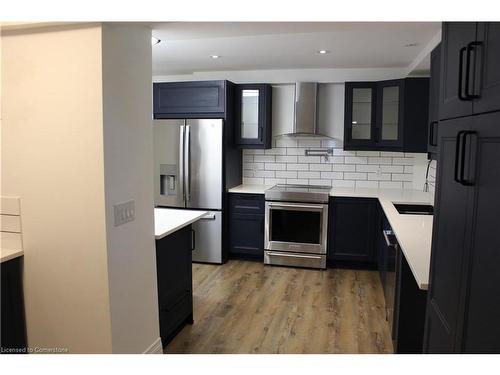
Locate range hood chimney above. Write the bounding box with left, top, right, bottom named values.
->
left=293, top=82, right=318, bottom=135
left=274, top=82, right=325, bottom=137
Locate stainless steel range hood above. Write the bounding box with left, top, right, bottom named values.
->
left=273, top=82, right=321, bottom=137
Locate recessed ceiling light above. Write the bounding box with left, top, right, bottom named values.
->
left=317, top=50, right=329, bottom=55
left=210, top=55, right=220, bottom=59
left=404, top=43, right=419, bottom=47
left=151, top=37, right=161, bottom=46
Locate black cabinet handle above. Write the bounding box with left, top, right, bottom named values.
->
left=458, top=47, right=469, bottom=101
left=190, top=229, right=196, bottom=251
left=429, top=121, right=438, bottom=147
left=465, top=41, right=482, bottom=99
left=454, top=131, right=466, bottom=183
left=459, top=131, right=477, bottom=186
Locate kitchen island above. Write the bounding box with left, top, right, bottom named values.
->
left=154, top=208, right=207, bottom=347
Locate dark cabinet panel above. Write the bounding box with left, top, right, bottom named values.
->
left=344, top=78, right=429, bottom=152
left=439, top=22, right=476, bottom=120
left=235, top=84, right=272, bottom=149
left=1, top=257, right=27, bottom=353
left=428, top=44, right=441, bottom=156
left=153, top=81, right=226, bottom=118
left=424, top=117, right=473, bottom=353
left=461, top=111, right=500, bottom=353
left=328, top=197, right=377, bottom=263
left=228, top=193, right=265, bottom=259
left=156, top=225, right=193, bottom=346
left=473, top=22, right=500, bottom=115
left=229, top=213, right=264, bottom=258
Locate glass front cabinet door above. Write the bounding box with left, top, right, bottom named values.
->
left=344, top=80, right=405, bottom=151
left=235, top=84, right=272, bottom=149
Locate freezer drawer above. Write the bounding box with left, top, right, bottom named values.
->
left=264, top=250, right=326, bottom=269
left=191, top=211, right=222, bottom=264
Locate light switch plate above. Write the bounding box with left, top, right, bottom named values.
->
left=114, top=200, right=135, bottom=226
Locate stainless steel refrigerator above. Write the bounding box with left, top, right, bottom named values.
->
left=154, top=119, right=223, bottom=263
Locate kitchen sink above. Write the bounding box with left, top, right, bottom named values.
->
left=393, top=203, right=434, bottom=215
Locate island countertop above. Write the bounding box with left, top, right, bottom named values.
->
left=154, top=208, right=208, bottom=240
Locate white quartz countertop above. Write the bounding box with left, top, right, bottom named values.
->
left=1, top=248, right=24, bottom=263
left=154, top=208, right=208, bottom=240
left=228, top=184, right=434, bottom=290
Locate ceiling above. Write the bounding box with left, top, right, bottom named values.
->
left=152, top=22, right=441, bottom=76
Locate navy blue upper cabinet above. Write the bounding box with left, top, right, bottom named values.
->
left=344, top=78, right=429, bottom=152
left=440, top=22, right=500, bottom=120
left=235, top=84, right=272, bottom=149
left=153, top=80, right=227, bottom=118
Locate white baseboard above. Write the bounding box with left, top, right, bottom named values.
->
left=143, top=337, right=163, bottom=354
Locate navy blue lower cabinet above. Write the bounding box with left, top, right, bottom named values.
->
left=328, top=197, right=378, bottom=264
left=228, top=193, right=265, bottom=259
left=392, top=250, right=427, bottom=353
left=1, top=257, right=27, bottom=354
left=155, top=225, right=194, bottom=347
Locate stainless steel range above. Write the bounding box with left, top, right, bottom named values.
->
left=264, top=184, right=331, bottom=269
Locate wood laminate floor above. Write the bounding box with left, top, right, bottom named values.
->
left=165, top=260, right=393, bottom=354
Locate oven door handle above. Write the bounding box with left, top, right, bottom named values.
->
left=266, top=252, right=323, bottom=260
left=267, top=202, right=325, bottom=211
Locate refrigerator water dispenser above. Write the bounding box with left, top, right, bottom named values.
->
left=160, top=164, right=177, bottom=196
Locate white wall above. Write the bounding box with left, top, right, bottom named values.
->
left=101, top=24, right=160, bottom=354
left=1, top=25, right=113, bottom=353
left=1, top=23, right=160, bottom=353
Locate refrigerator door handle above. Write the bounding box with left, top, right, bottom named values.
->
left=185, top=125, right=191, bottom=204
left=179, top=125, right=185, bottom=205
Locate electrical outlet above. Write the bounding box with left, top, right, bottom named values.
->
left=114, top=200, right=135, bottom=227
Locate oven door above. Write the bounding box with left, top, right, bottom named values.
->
left=265, top=201, right=328, bottom=254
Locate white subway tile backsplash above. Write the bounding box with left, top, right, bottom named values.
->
left=310, top=164, right=332, bottom=172
left=324, top=156, right=345, bottom=164
left=344, top=172, right=367, bottom=180
left=392, top=173, right=413, bottom=181
left=298, top=171, right=321, bottom=179
left=264, top=148, right=287, bottom=155
left=298, top=156, right=321, bottom=163
left=309, top=179, right=333, bottom=186
left=287, top=147, right=307, bottom=155
left=321, top=171, right=343, bottom=180
left=241, top=136, right=427, bottom=190
left=264, top=178, right=286, bottom=185
left=332, top=180, right=356, bottom=188
left=404, top=165, right=413, bottom=173
left=368, top=157, right=392, bottom=165
left=287, top=163, right=309, bottom=171
left=356, top=164, right=380, bottom=173
left=265, top=163, right=286, bottom=171
left=356, top=180, right=379, bottom=188
left=286, top=179, right=309, bottom=185
left=367, top=173, right=392, bottom=181
left=380, top=165, right=404, bottom=173
left=254, top=155, right=276, bottom=163
left=276, top=155, right=298, bottom=163
left=332, top=164, right=356, bottom=172
left=345, top=156, right=368, bottom=164
left=379, top=181, right=403, bottom=189
left=254, top=170, right=275, bottom=178
left=276, top=171, right=298, bottom=179
left=392, top=157, right=413, bottom=165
